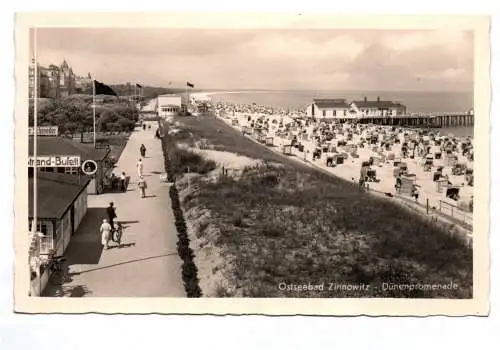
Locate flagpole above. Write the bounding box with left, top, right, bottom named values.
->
left=91, top=74, right=96, bottom=148
left=33, top=27, right=38, bottom=237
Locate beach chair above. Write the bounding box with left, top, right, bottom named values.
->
left=433, top=171, right=442, bottom=182
left=282, top=145, right=292, bottom=155
left=326, top=156, right=334, bottom=167
left=393, top=167, right=401, bottom=177
left=312, top=149, right=321, bottom=160
left=398, top=175, right=415, bottom=196
left=452, top=163, right=466, bottom=176
left=423, top=158, right=433, bottom=172
left=446, top=187, right=460, bottom=201
left=435, top=179, right=449, bottom=193
left=336, top=155, right=344, bottom=165
left=367, top=169, right=377, bottom=182
left=465, top=169, right=473, bottom=186
left=399, top=162, right=408, bottom=173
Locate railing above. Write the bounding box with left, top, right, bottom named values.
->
left=39, top=234, right=53, bottom=255
left=438, top=200, right=473, bottom=227
left=356, top=112, right=473, bottom=118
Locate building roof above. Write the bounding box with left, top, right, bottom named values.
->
left=28, top=171, right=91, bottom=219
left=352, top=99, right=405, bottom=109
left=158, top=94, right=181, bottom=98
left=28, top=136, right=110, bottom=161
left=313, top=99, right=350, bottom=109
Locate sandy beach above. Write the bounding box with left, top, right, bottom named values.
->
left=190, top=92, right=474, bottom=228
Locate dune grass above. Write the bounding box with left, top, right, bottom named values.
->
left=166, top=116, right=473, bottom=298
left=162, top=126, right=216, bottom=176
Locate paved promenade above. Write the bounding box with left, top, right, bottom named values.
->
left=44, top=121, right=185, bottom=297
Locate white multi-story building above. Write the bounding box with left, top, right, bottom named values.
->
left=157, top=94, right=182, bottom=118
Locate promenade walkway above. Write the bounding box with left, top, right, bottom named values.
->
left=44, top=121, right=185, bottom=297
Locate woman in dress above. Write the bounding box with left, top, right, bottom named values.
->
left=100, top=219, right=112, bottom=250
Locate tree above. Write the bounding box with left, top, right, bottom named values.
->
left=117, top=117, right=135, bottom=132
left=29, top=96, right=139, bottom=135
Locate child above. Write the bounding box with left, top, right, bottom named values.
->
left=113, top=220, right=123, bottom=247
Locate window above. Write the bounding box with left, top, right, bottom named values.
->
left=344, top=110, right=347, bottom=116
left=333, top=110, right=336, bottom=117
left=322, top=110, right=326, bottom=117
left=64, top=167, right=79, bottom=175
left=29, top=221, right=49, bottom=235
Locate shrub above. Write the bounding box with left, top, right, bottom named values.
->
left=168, top=148, right=217, bottom=175
left=160, top=133, right=203, bottom=298
left=261, top=220, right=284, bottom=238
left=232, top=212, right=244, bottom=227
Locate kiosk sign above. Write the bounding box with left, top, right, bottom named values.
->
left=28, top=126, right=59, bottom=136
left=81, top=160, right=98, bottom=175
left=28, top=155, right=81, bottom=167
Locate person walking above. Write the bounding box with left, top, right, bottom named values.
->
left=137, top=158, right=144, bottom=177
left=106, top=202, right=117, bottom=228
left=99, top=219, right=112, bottom=250
left=140, top=144, right=146, bottom=157
left=120, top=171, right=127, bottom=192
left=137, top=175, right=148, bottom=198
left=113, top=219, right=123, bottom=247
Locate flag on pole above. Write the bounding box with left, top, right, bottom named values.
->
left=94, top=80, right=117, bottom=96
left=187, top=81, right=194, bottom=88
left=136, top=83, right=142, bottom=88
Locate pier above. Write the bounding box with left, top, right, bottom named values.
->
left=352, top=112, right=474, bottom=128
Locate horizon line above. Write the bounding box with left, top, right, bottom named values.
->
left=193, top=88, right=473, bottom=93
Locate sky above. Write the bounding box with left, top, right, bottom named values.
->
left=30, top=28, right=474, bottom=92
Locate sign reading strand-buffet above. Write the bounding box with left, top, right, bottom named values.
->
left=28, top=126, right=59, bottom=136
left=28, top=155, right=81, bottom=167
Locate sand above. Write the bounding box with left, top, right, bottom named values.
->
left=209, top=101, right=474, bottom=228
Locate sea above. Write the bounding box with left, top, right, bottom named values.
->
left=207, top=90, right=474, bottom=137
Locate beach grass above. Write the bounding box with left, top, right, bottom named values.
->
left=164, top=116, right=473, bottom=298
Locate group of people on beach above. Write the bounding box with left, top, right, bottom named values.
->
left=213, top=99, right=474, bottom=215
